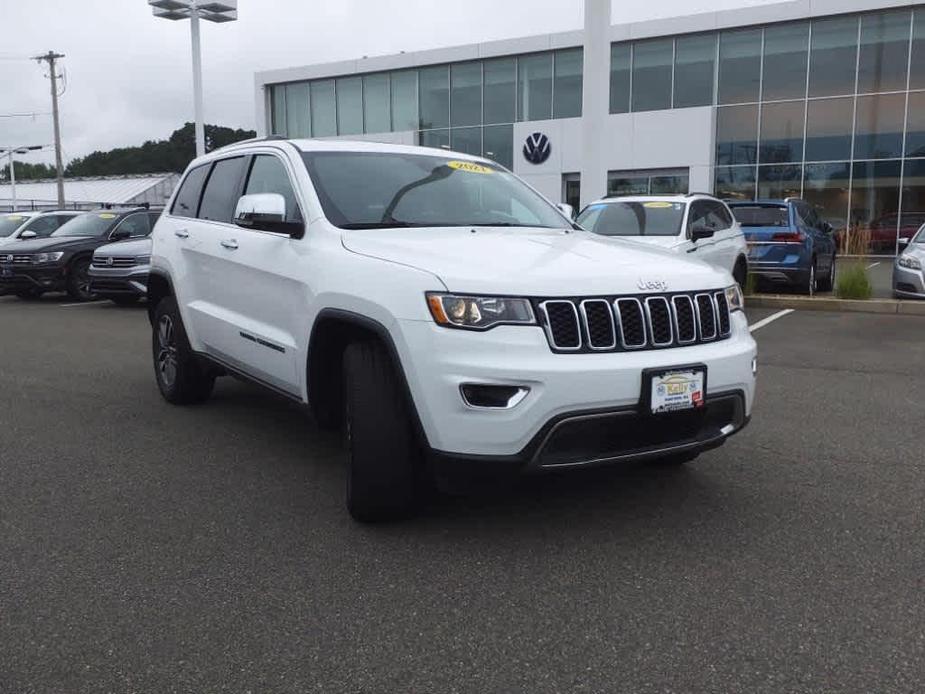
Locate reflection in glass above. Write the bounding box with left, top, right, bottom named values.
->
left=714, top=166, right=757, bottom=200
left=716, top=105, right=758, bottom=165
left=610, top=43, right=631, bottom=114
left=484, top=58, right=516, bottom=124
left=718, top=28, right=761, bottom=104
left=607, top=173, right=649, bottom=196
left=911, top=10, right=925, bottom=89
left=310, top=80, right=336, bottom=137
left=851, top=159, right=902, bottom=254
left=419, top=129, right=450, bottom=150
left=899, top=159, right=925, bottom=237
left=804, top=97, right=853, bottom=161
left=391, top=71, right=418, bottom=132
left=762, top=22, right=809, bottom=101
left=517, top=53, right=553, bottom=121
left=420, top=66, right=450, bottom=129
left=809, top=16, right=859, bottom=97
left=363, top=74, right=390, bottom=134
left=553, top=48, right=583, bottom=118
left=803, top=162, right=851, bottom=237
left=905, top=92, right=925, bottom=156
left=650, top=173, right=689, bottom=194
left=854, top=93, right=905, bottom=159
left=759, top=101, right=805, bottom=163
left=632, top=39, right=673, bottom=111
left=336, top=77, right=363, bottom=136
left=758, top=164, right=802, bottom=199
left=450, top=127, right=481, bottom=156
left=286, top=83, right=311, bottom=137
left=483, top=124, right=514, bottom=169
left=271, top=85, right=287, bottom=135
left=858, top=10, right=911, bottom=94
left=673, top=34, right=715, bottom=108
left=451, top=62, right=482, bottom=127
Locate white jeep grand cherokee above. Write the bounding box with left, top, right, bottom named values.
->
left=148, top=139, right=757, bottom=522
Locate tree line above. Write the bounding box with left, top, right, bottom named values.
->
left=0, top=123, right=256, bottom=182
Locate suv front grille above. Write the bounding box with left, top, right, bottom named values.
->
left=536, top=291, right=733, bottom=354
left=92, top=256, right=136, bottom=268
left=0, top=254, right=33, bottom=265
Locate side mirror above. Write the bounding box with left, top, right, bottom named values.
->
left=821, top=222, right=834, bottom=234
left=690, top=224, right=715, bottom=242
left=556, top=203, right=575, bottom=220
left=898, top=236, right=910, bottom=250
left=234, top=193, right=304, bottom=238
left=19, top=230, right=37, bottom=239
left=110, top=229, right=131, bottom=241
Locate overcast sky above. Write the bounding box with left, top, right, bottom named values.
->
left=0, top=0, right=777, bottom=168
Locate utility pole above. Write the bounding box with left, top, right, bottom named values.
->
left=33, top=51, right=66, bottom=207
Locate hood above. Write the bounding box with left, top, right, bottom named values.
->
left=900, top=242, right=925, bottom=260
left=610, top=235, right=685, bottom=251
left=341, top=226, right=729, bottom=296
left=94, top=237, right=152, bottom=257
left=2, top=236, right=95, bottom=253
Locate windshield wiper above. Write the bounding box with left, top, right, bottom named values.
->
left=340, top=221, right=431, bottom=230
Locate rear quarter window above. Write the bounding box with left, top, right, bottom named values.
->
left=730, top=206, right=790, bottom=227
left=171, top=164, right=210, bottom=218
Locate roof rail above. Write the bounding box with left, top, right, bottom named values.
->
left=685, top=191, right=716, bottom=198
left=212, top=134, right=289, bottom=153
left=783, top=196, right=805, bottom=203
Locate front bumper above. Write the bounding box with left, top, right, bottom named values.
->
left=88, top=265, right=149, bottom=298
left=893, top=263, right=925, bottom=298
left=397, top=311, right=757, bottom=460
left=0, top=265, right=67, bottom=292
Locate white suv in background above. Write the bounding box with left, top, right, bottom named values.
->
left=148, top=139, right=757, bottom=522
left=577, top=194, right=749, bottom=287
left=0, top=210, right=82, bottom=248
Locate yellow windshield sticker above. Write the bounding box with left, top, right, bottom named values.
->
left=643, top=201, right=675, bottom=209
left=98, top=213, right=117, bottom=219
left=6, top=215, right=24, bottom=220
left=447, top=160, right=494, bottom=174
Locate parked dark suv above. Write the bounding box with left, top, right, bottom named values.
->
left=0, top=207, right=160, bottom=301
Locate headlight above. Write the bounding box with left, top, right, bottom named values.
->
left=898, top=254, right=922, bottom=270
left=135, top=255, right=151, bottom=265
left=34, top=252, right=64, bottom=264
left=426, top=293, right=536, bottom=330
left=725, top=284, right=744, bottom=312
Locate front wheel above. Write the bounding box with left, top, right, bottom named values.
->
left=817, top=255, right=836, bottom=292
left=66, top=258, right=95, bottom=301
left=151, top=296, right=215, bottom=404
left=343, top=340, right=420, bottom=522
left=800, top=259, right=817, bottom=296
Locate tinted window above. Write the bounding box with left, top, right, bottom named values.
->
left=482, top=124, right=514, bottom=169
left=172, top=164, right=209, bottom=218
left=805, top=97, right=853, bottom=161
left=729, top=205, right=790, bottom=227
left=688, top=200, right=731, bottom=233
left=716, top=105, right=758, bottom=165
left=577, top=201, right=684, bottom=237
left=23, top=215, right=61, bottom=237
left=420, top=66, right=449, bottom=129
left=310, top=80, right=336, bottom=137
left=198, top=157, right=246, bottom=224
left=363, top=73, right=390, bottom=133
left=858, top=10, right=910, bottom=94
left=553, top=48, right=582, bottom=118
left=718, top=29, right=761, bottom=104
left=335, top=76, right=363, bottom=135
left=759, top=101, right=805, bottom=163
left=113, top=213, right=150, bottom=238
left=53, top=212, right=120, bottom=237
left=285, top=83, right=310, bottom=137
left=391, top=71, right=418, bottom=132
left=244, top=155, right=303, bottom=224
left=714, top=166, right=756, bottom=201
left=610, top=43, right=631, bottom=114
left=517, top=54, right=553, bottom=121
left=854, top=93, right=905, bottom=159
left=758, top=164, right=802, bottom=199
left=483, top=58, right=516, bottom=124
left=674, top=34, right=716, bottom=108
left=809, top=16, right=859, bottom=97
left=632, top=39, right=673, bottom=111
left=147, top=211, right=162, bottom=228
left=451, top=62, right=482, bottom=127
left=0, top=215, right=30, bottom=237
left=762, top=22, right=809, bottom=101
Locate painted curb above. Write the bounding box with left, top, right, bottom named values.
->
left=747, top=295, right=925, bottom=316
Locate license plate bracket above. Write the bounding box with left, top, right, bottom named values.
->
left=641, top=364, right=707, bottom=415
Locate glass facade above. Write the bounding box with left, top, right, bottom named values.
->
left=611, top=7, right=925, bottom=254
left=607, top=169, right=690, bottom=196
left=268, top=48, right=581, bottom=171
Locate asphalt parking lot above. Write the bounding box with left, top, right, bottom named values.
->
left=2, top=295, right=924, bottom=693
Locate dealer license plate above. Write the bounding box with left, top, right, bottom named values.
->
left=647, top=367, right=706, bottom=414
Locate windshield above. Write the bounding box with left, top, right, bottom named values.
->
left=0, top=215, right=30, bottom=237
left=914, top=224, right=925, bottom=243
left=730, top=205, right=789, bottom=227
left=301, top=151, right=566, bottom=230
left=576, top=201, right=684, bottom=237
left=52, top=212, right=119, bottom=237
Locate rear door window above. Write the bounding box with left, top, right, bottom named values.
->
left=112, top=213, right=150, bottom=238
left=171, top=164, right=210, bottom=218
left=23, top=215, right=61, bottom=237
left=198, top=157, right=247, bottom=224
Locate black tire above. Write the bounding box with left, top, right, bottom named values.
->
left=66, top=257, right=95, bottom=301
left=800, top=257, right=817, bottom=296
left=343, top=340, right=419, bottom=522
left=817, top=255, right=836, bottom=292
left=151, top=296, right=215, bottom=405
left=733, top=257, right=748, bottom=289
left=15, top=289, right=43, bottom=299
left=112, top=295, right=139, bottom=306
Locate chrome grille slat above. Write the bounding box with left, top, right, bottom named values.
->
left=614, top=298, right=647, bottom=349
left=92, top=256, right=136, bottom=268
left=579, top=299, right=616, bottom=350
left=1, top=254, right=33, bottom=265
left=714, top=291, right=731, bottom=337
left=644, top=297, right=673, bottom=347
left=695, top=293, right=718, bottom=341
left=672, top=295, right=697, bottom=344
left=540, top=300, right=582, bottom=351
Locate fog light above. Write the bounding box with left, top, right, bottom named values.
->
left=460, top=384, right=529, bottom=409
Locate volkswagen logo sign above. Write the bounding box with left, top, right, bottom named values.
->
left=106, top=257, right=114, bottom=266
left=523, top=132, right=551, bottom=165
left=4, top=255, right=11, bottom=263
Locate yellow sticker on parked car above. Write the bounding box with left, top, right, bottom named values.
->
left=447, top=160, right=494, bottom=175
left=98, top=213, right=117, bottom=219
left=6, top=215, right=24, bottom=220
left=643, top=201, right=675, bottom=209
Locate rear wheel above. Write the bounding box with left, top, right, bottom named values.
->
left=66, top=258, right=95, bottom=301
left=343, top=340, right=419, bottom=522
left=800, top=258, right=817, bottom=296
left=733, top=257, right=748, bottom=289
left=817, top=255, right=837, bottom=292
left=151, top=296, right=215, bottom=404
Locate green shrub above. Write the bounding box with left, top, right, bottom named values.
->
left=835, top=262, right=872, bottom=300
left=743, top=272, right=758, bottom=296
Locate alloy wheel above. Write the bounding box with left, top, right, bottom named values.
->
left=156, top=315, right=178, bottom=389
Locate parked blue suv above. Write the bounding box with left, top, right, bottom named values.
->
left=727, top=198, right=838, bottom=295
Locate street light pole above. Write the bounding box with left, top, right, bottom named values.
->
left=149, top=1, right=238, bottom=158
left=2, top=145, right=44, bottom=211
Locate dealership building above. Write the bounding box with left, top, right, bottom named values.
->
left=255, top=0, right=925, bottom=255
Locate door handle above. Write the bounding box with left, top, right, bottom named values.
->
left=174, top=229, right=189, bottom=239
left=220, top=239, right=239, bottom=250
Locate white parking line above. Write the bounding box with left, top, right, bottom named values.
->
left=749, top=309, right=795, bottom=333
left=866, top=261, right=881, bottom=270
left=58, top=301, right=104, bottom=308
